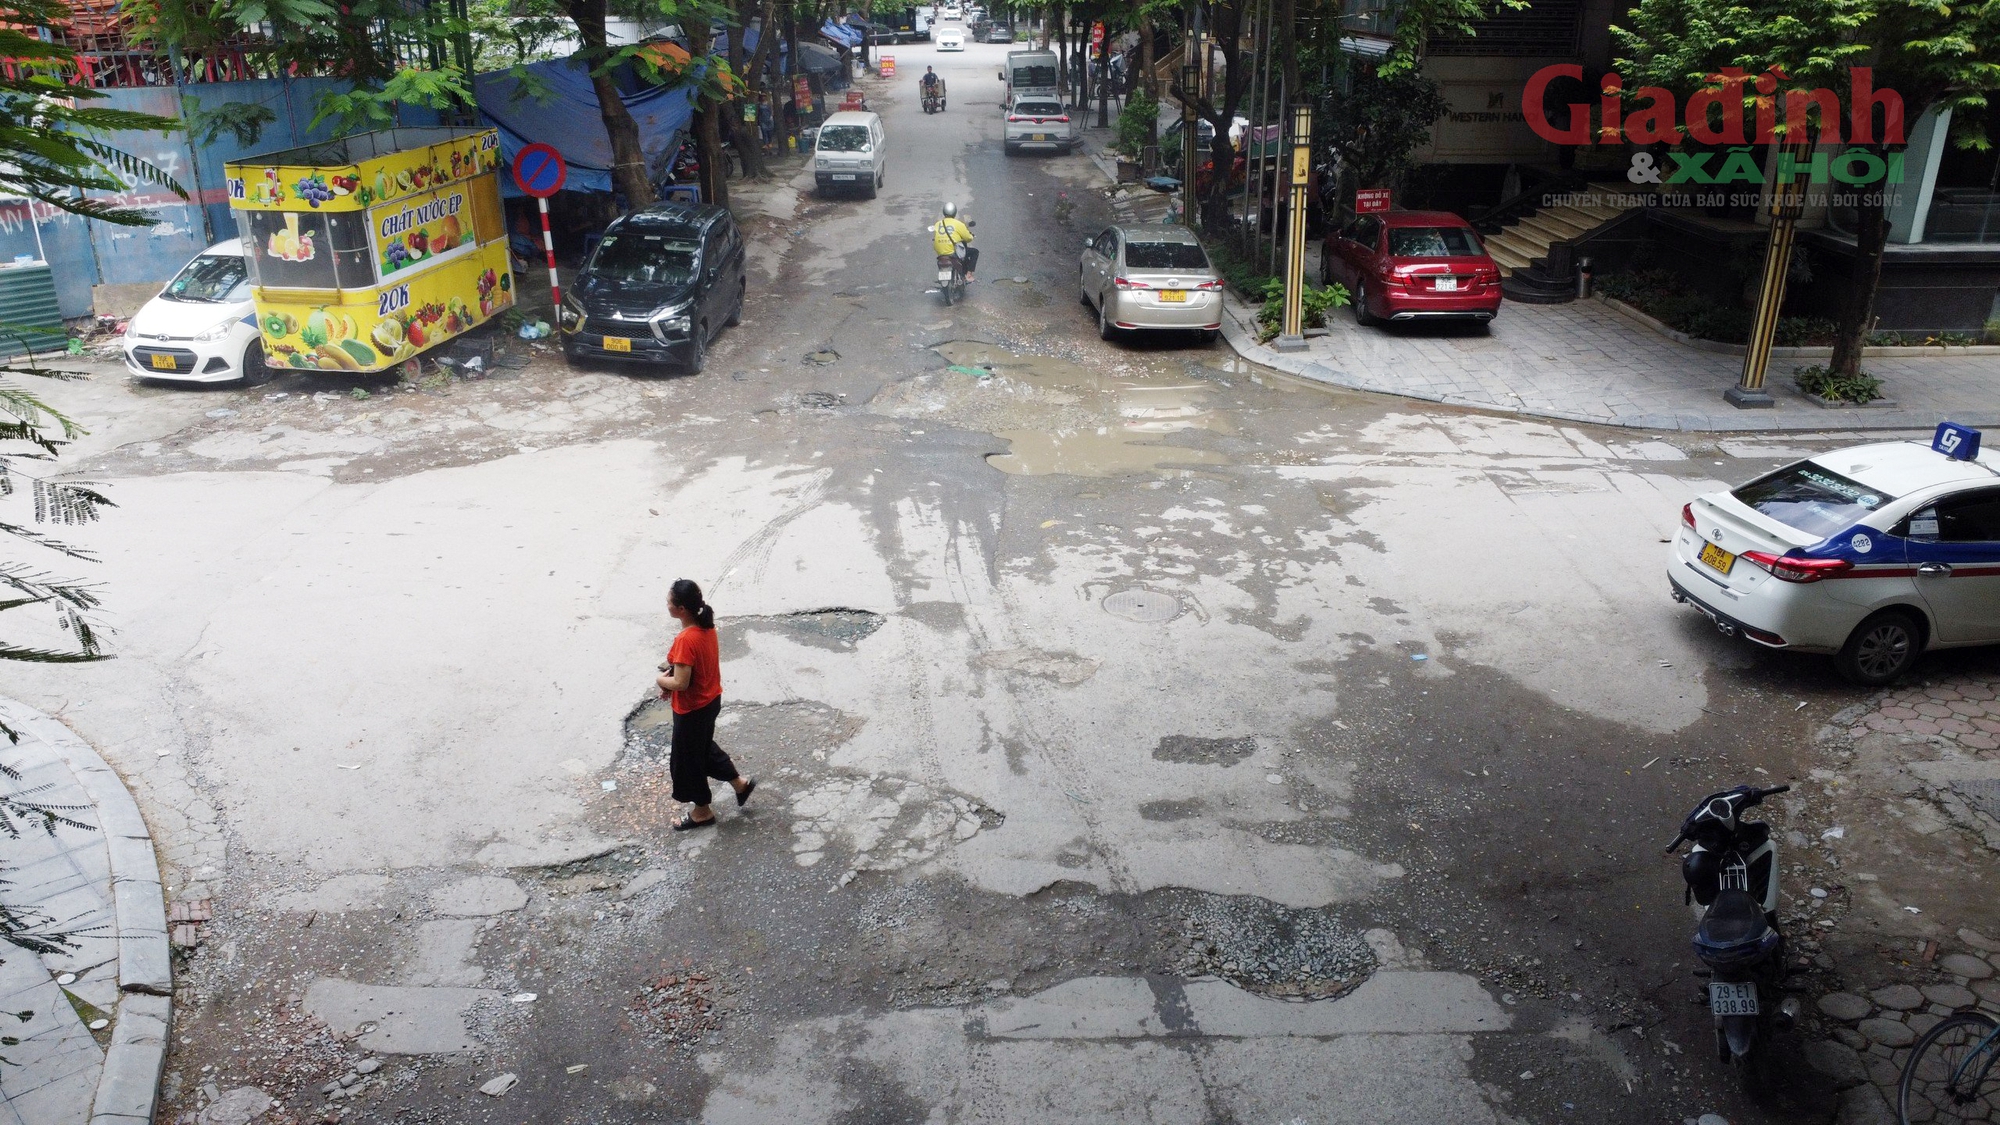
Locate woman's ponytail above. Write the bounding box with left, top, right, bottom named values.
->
left=671, top=578, right=715, bottom=629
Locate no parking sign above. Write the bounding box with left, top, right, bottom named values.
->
left=510, top=143, right=568, bottom=309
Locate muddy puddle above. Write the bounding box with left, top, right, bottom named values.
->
left=868, top=340, right=1233, bottom=476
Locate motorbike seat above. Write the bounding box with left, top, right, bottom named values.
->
left=1694, top=888, right=1775, bottom=966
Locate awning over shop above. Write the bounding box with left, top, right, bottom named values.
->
left=472, top=54, right=695, bottom=197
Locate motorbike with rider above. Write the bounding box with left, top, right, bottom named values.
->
left=921, top=66, right=946, bottom=113
left=930, top=201, right=976, bottom=304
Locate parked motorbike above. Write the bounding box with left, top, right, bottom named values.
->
left=1665, top=783, right=1803, bottom=1087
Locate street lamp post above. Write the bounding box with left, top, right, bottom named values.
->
left=1274, top=101, right=1312, bottom=352
left=1727, top=142, right=1810, bottom=409
left=1180, top=56, right=1200, bottom=231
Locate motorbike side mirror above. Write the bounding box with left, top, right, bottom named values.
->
left=966, top=220, right=976, bottom=227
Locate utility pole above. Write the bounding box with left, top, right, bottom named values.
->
left=1727, top=140, right=1810, bottom=408
left=1274, top=101, right=1312, bottom=352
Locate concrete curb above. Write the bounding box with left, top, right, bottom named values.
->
left=0, top=699, right=171, bottom=1125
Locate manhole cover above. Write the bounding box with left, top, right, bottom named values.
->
left=1953, top=778, right=2000, bottom=821
left=1102, top=588, right=1181, bottom=623
left=804, top=349, right=840, bottom=365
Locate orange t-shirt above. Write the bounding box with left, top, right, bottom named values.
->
left=666, top=625, right=722, bottom=714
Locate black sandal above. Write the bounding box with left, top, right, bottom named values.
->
left=735, top=779, right=757, bottom=807
left=672, top=813, right=716, bottom=831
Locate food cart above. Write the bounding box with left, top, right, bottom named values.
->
left=224, top=127, right=514, bottom=373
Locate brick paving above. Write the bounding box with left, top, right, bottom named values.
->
left=1855, top=681, right=2000, bottom=753
left=1220, top=290, right=2000, bottom=433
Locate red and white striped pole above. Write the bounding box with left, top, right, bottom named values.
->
left=538, top=197, right=560, bottom=311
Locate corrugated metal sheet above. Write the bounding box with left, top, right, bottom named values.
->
left=0, top=264, right=67, bottom=357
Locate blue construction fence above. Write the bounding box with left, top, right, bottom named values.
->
left=3, top=79, right=444, bottom=319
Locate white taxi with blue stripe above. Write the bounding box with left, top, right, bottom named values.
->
left=1670, top=423, right=2000, bottom=685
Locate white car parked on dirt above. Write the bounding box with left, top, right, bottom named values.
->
left=121, top=239, right=270, bottom=385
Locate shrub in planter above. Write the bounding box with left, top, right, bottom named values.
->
left=1114, top=90, right=1158, bottom=161
left=1794, top=364, right=1883, bottom=404
left=1255, top=279, right=1351, bottom=341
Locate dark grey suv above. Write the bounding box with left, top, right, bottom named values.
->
left=559, top=202, right=746, bottom=373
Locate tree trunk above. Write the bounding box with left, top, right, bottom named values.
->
left=565, top=0, right=653, bottom=209
left=1197, top=0, right=1246, bottom=228
left=726, top=0, right=778, bottom=180
left=1135, top=1, right=1153, bottom=97
left=1830, top=191, right=1888, bottom=377
left=684, top=19, right=732, bottom=208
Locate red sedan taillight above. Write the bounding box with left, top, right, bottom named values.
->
left=1743, top=551, right=1853, bottom=583
left=1682, top=503, right=1697, bottom=530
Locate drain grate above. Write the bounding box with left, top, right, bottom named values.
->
left=1102, top=588, right=1181, bottom=623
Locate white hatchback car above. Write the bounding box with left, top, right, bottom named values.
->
left=1670, top=425, right=2000, bottom=684
left=122, top=239, right=270, bottom=384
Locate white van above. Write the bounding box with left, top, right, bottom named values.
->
left=1001, top=49, right=1059, bottom=106
left=814, top=110, right=886, bottom=198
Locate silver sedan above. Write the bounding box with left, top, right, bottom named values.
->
left=1077, top=224, right=1224, bottom=342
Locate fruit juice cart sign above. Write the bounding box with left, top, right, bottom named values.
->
left=224, top=127, right=513, bottom=373
left=371, top=185, right=476, bottom=279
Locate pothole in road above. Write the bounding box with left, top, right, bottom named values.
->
left=781, top=390, right=845, bottom=411
left=803, top=349, right=840, bottom=365
left=725, top=607, right=886, bottom=652
left=867, top=340, right=1233, bottom=477
left=1103, top=587, right=1183, bottom=623
left=1168, top=891, right=1377, bottom=999
left=1150, top=734, right=1256, bottom=765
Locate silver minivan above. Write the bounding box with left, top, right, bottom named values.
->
left=814, top=111, right=887, bottom=198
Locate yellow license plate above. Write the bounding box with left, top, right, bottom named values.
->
left=1159, top=290, right=1188, bottom=302
left=602, top=336, right=632, bottom=353
left=1699, top=541, right=1736, bottom=575
left=1032, top=134, right=1047, bottom=141
left=149, top=353, right=177, bottom=370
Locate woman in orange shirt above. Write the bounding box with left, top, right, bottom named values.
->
left=656, top=579, right=755, bottom=830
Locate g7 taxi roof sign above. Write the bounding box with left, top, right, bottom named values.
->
left=1933, top=421, right=1981, bottom=461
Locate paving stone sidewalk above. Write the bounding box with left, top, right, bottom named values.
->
left=1221, top=292, right=2000, bottom=433
left=0, top=699, right=170, bottom=1125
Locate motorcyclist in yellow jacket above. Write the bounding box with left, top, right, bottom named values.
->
left=931, top=201, right=975, bottom=280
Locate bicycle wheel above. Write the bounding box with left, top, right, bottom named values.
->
left=1901, top=1011, right=2000, bottom=1125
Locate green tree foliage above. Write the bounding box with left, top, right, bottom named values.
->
left=1321, top=65, right=1451, bottom=192
left=0, top=0, right=185, bottom=225
left=1615, top=0, right=2000, bottom=376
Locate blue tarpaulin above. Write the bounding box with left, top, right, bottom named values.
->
left=820, top=20, right=861, bottom=46
left=473, top=55, right=694, bottom=198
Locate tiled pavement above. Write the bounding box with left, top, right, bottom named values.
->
left=0, top=701, right=169, bottom=1125
left=1218, top=288, right=2000, bottom=434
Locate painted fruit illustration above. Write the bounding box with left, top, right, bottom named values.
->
left=396, top=170, right=414, bottom=192
left=370, top=319, right=404, bottom=355
left=375, top=171, right=391, bottom=199
left=338, top=339, right=377, bottom=367
left=409, top=230, right=430, bottom=256
left=437, top=215, right=461, bottom=250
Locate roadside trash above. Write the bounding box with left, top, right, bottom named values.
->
left=479, top=1073, right=518, bottom=1097
left=1810, top=888, right=1829, bottom=898
left=1519, top=1070, right=1535, bottom=1080
left=205, top=408, right=237, bottom=419
left=566, top=1064, right=588, bottom=1074
left=56, top=973, right=74, bottom=985
left=88, top=1018, right=108, bottom=1030
left=509, top=992, right=537, bottom=1003
left=1411, top=653, right=1428, bottom=661
left=66, top=337, right=83, bottom=354
left=946, top=364, right=990, bottom=377
left=517, top=320, right=552, bottom=339
left=1795, top=701, right=1808, bottom=710
left=601, top=780, right=617, bottom=791
left=1821, top=826, right=1846, bottom=839
left=1907, top=906, right=1923, bottom=914
left=1642, top=756, right=1660, bottom=769
left=1659, top=660, right=1671, bottom=667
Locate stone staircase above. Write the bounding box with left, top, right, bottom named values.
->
left=1482, top=199, right=1635, bottom=304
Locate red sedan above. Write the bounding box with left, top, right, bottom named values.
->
left=1321, top=210, right=1502, bottom=326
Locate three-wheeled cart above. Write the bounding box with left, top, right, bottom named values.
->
left=224, top=127, right=514, bottom=373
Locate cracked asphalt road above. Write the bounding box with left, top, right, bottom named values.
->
left=7, top=40, right=1945, bottom=1125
